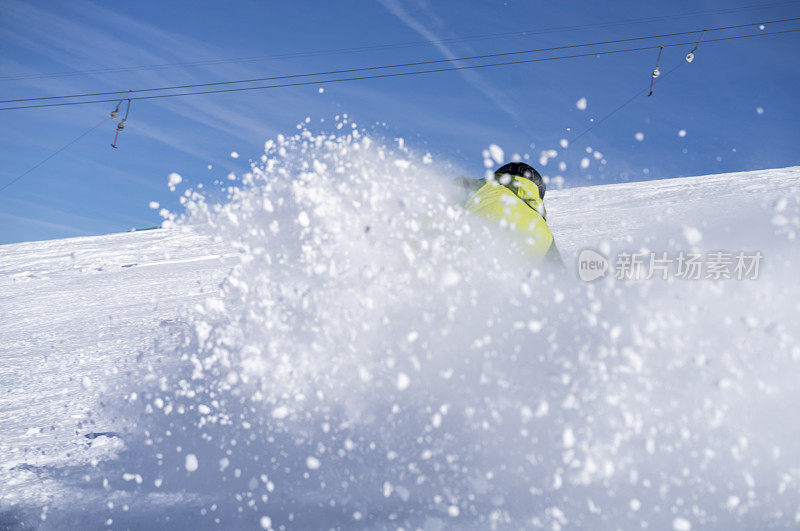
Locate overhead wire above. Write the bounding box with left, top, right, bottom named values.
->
left=1, top=0, right=797, bottom=82
left=2, top=12, right=797, bottom=195
left=0, top=117, right=108, bottom=193
left=0, top=29, right=798, bottom=111
left=570, top=62, right=686, bottom=145
left=2, top=17, right=798, bottom=105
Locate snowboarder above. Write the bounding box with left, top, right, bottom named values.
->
left=459, top=162, right=563, bottom=267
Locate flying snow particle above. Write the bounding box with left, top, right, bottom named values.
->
left=81, top=376, right=92, bottom=389
left=305, top=456, right=321, bottom=470
left=127, top=474, right=142, bottom=484
left=562, top=427, right=576, bottom=447
left=678, top=129, right=687, bottom=137
left=580, top=158, right=590, bottom=169
left=448, top=505, right=460, bottom=517
left=149, top=201, right=159, bottom=209
left=537, top=149, right=558, bottom=168
left=205, top=297, right=225, bottom=313
left=635, top=132, right=644, bottom=142
left=683, top=226, right=702, bottom=245
left=535, top=400, right=549, bottom=417
left=318, top=87, right=325, bottom=93
left=271, top=406, right=289, bottom=419
left=195, top=321, right=212, bottom=346
left=673, top=517, right=692, bottom=530
left=167, top=172, right=182, bottom=191
left=297, top=211, right=310, bottom=227
left=260, top=516, right=272, bottom=529
left=396, top=372, right=411, bottom=391
left=629, top=498, right=641, bottom=512
left=726, top=495, right=741, bottom=509
left=230, top=151, right=239, bottom=159
left=313, top=159, right=328, bottom=175
left=772, top=214, right=788, bottom=227
left=395, top=485, right=410, bottom=501
left=576, top=97, right=587, bottom=110
left=559, top=138, right=569, bottom=148
left=185, top=454, right=198, bottom=472
left=488, top=144, right=504, bottom=164
left=756, top=107, right=764, bottom=115
left=442, top=270, right=461, bottom=287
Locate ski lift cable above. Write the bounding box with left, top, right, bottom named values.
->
left=3, top=17, right=798, bottom=105
left=108, top=90, right=132, bottom=120
left=0, top=29, right=797, bottom=112
left=648, top=46, right=664, bottom=96
left=574, top=26, right=710, bottom=143
left=2, top=0, right=797, bottom=82
left=0, top=117, right=108, bottom=193
left=692, top=29, right=708, bottom=53
left=110, top=98, right=132, bottom=149
left=570, top=61, right=687, bottom=145
left=0, top=28, right=783, bottom=195
left=685, top=30, right=707, bottom=62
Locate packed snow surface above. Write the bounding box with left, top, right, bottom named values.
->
left=1, top=127, right=799, bottom=530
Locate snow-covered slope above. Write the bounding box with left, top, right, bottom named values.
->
left=1, top=130, right=799, bottom=530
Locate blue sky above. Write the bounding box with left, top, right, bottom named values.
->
left=1, top=0, right=798, bottom=244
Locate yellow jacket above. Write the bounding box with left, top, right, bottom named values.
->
left=463, top=175, right=562, bottom=265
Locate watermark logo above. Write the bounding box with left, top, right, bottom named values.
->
left=576, top=248, right=763, bottom=281
left=577, top=248, right=610, bottom=282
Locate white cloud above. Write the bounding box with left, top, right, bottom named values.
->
left=377, top=0, right=518, bottom=119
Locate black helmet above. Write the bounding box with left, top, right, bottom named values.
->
left=494, top=162, right=545, bottom=200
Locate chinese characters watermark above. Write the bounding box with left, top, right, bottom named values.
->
left=577, top=248, right=763, bottom=282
